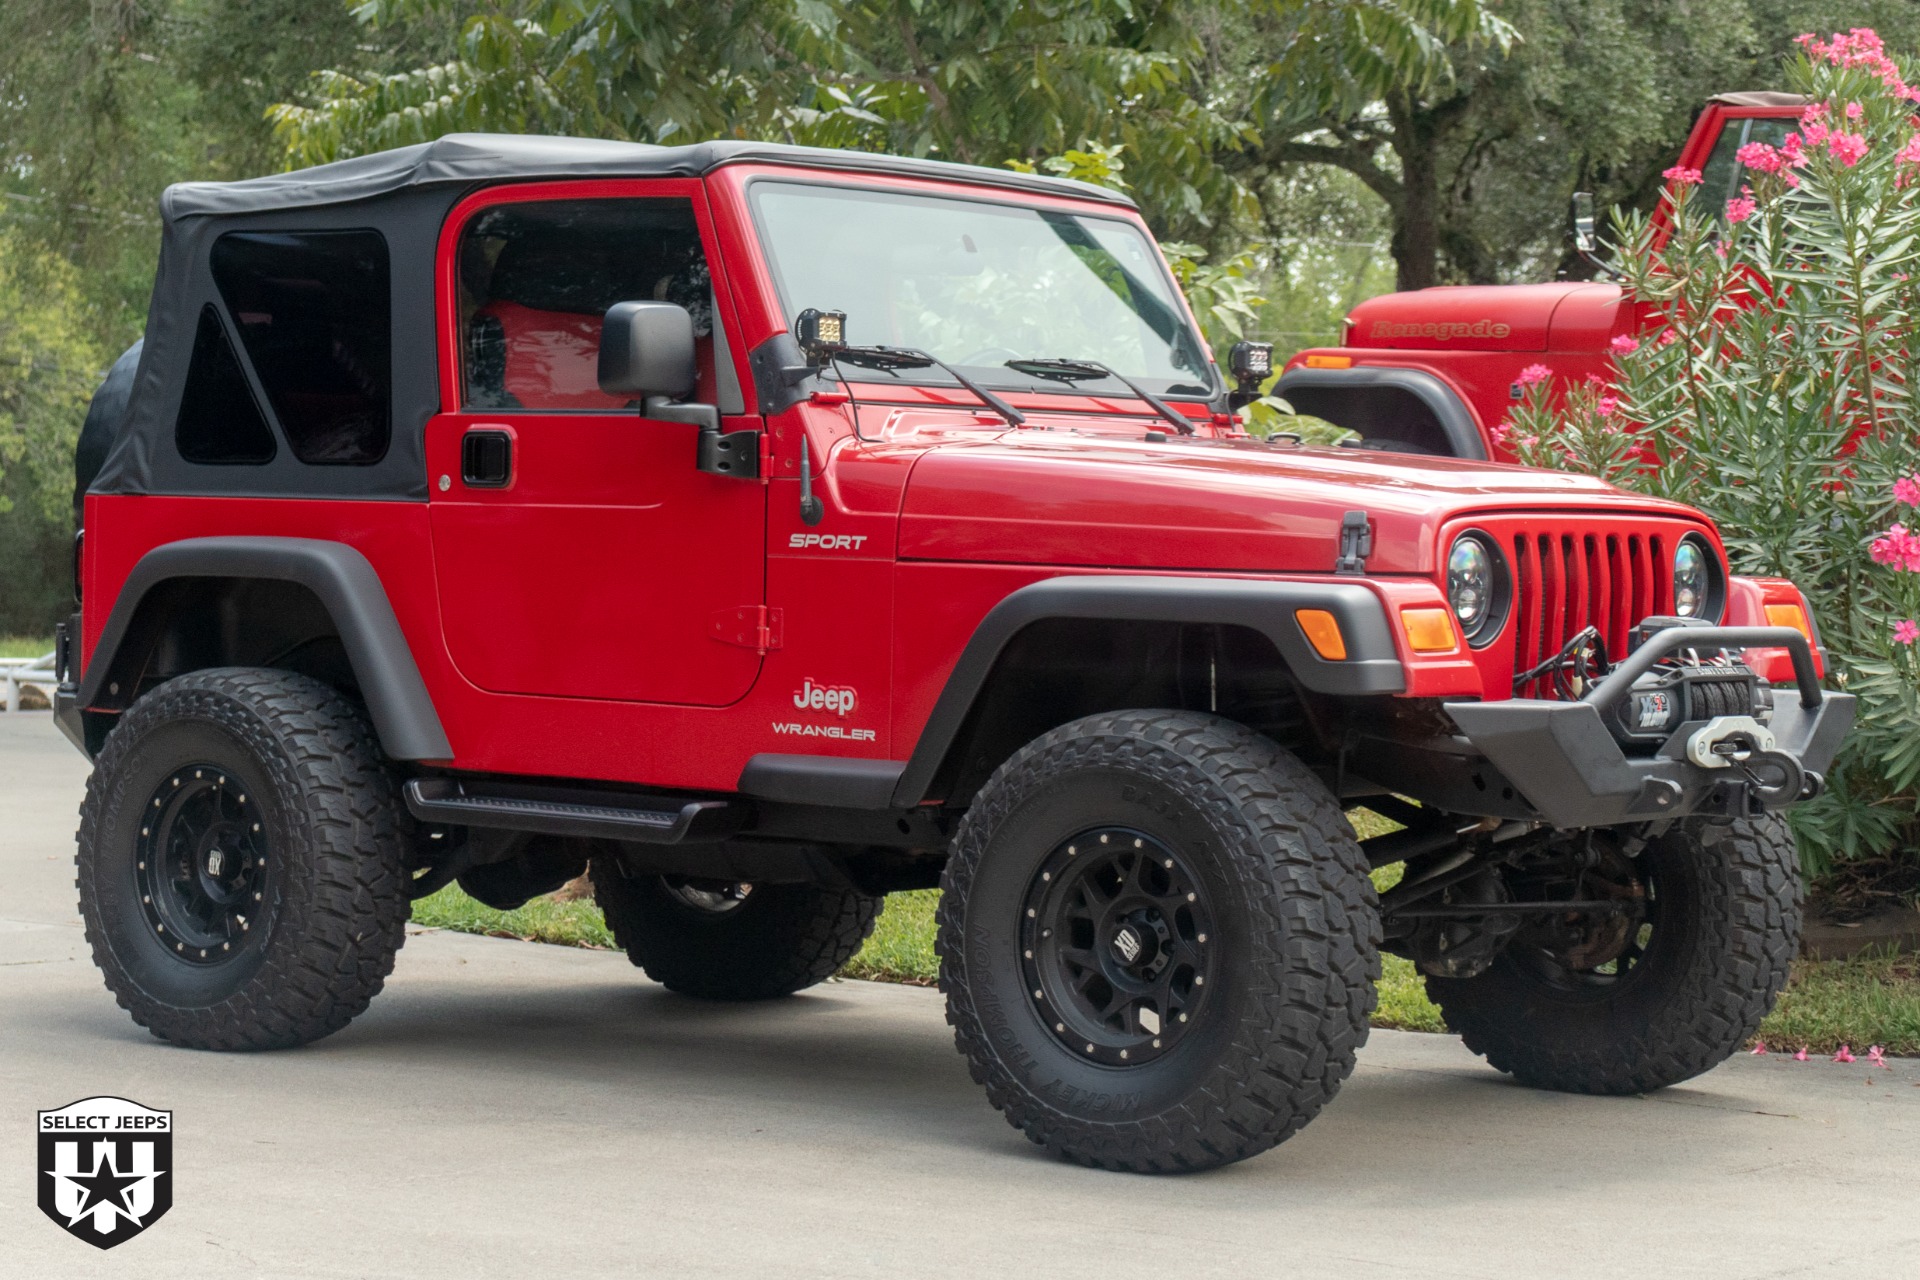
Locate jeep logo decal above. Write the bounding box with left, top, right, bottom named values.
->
left=793, top=678, right=857, bottom=717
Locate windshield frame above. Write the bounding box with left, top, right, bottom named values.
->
left=741, top=174, right=1224, bottom=404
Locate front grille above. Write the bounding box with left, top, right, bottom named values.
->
left=1465, top=517, right=1685, bottom=699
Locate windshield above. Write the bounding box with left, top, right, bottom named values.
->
left=748, top=180, right=1218, bottom=400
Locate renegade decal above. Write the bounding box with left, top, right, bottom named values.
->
left=1369, top=319, right=1512, bottom=341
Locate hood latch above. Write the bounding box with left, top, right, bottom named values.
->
left=1335, top=510, right=1373, bottom=576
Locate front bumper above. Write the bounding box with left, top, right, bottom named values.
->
left=1381, top=625, right=1852, bottom=829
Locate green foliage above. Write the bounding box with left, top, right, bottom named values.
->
left=0, top=230, right=105, bottom=632
left=1503, top=32, right=1920, bottom=872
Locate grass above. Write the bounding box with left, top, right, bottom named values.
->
left=408, top=806, right=1920, bottom=1055
left=0, top=635, right=54, bottom=660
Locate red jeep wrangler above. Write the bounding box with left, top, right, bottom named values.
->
left=1280, top=92, right=1805, bottom=459
left=59, top=134, right=1850, bottom=1173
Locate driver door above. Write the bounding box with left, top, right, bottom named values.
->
left=426, top=181, right=765, bottom=706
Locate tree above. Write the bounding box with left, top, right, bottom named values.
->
left=0, top=229, right=105, bottom=632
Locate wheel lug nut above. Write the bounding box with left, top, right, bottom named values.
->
left=1026, top=908, right=1035, bottom=918
left=1186, top=892, right=1196, bottom=902
left=1194, top=975, right=1204, bottom=986
left=1120, top=1050, right=1129, bottom=1059
left=1085, top=1043, right=1095, bottom=1053
left=1197, top=933, right=1207, bottom=943
left=1055, top=1022, right=1065, bottom=1033
left=1178, top=1013, right=1188, bottom=1023
left=1152, top=1038, right=1162, bottom=1048
left=1041, top=872, right=1050, bottom=882
left=142, top=895, right=150, bottom=904
left=1024, top=949, right=1033, bottom=959
left=1164, top=859, right=1173, bottom=869
left=1033, top=989, right=1043, bottom=1000
left=1099, top=834, right=1108, bottom=843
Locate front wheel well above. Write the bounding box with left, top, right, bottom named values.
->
left=925, top=618, right=1338, bottom=805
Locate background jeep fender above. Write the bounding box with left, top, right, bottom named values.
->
left=77, top=536, right=451, bottom=761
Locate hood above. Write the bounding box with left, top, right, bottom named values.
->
left=1348, top=283, right=1603, bottom=353
left=896, top=428, right=1705, bottom=575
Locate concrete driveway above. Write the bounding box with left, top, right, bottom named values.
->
left=1, top=712, right=1913, bottom=1278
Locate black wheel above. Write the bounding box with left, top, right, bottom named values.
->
left=77, top=668, right=410, bottom=1051
left=589, top=859, right=879, bottom=1000
left=938, top=710, right=1379, bottom=1173
left=1426, top=816, right=1801, bottom=1094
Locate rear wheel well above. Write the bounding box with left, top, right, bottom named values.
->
left=90, top=577, right=357, bottom=714
left=926, top=618, right=1335, bottom=805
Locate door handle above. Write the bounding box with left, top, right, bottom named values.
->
left=460, top=428, right=513, bottom=488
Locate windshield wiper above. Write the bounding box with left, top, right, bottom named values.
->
left=833, top=346, right=1025, bottom=428
left=1003, top=357, right=1196, bottom=435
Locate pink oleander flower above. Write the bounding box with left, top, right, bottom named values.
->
left=1899, top=135, right=1920, bottom=166
left=1597, top=394, right=1619, bottom=418
left=1609, top=335, right=1640, bottom=355
left=1658, top=329, right=1679, bottom=347
left=1726, top=195, right=1758, bottom=224
left=1894, top=475, right=1920, bottom=506
left=1834, top=1045, right=1857, bottom=1063
left=1738, top=142, right=1786, bottom=173
left=1490, top=420, right=1513, bottom=448
left=1794, top=1048, right=1810, bottom=1061
left=1847, top=101, right=1865, bottom=120
left=1750, top=1042, right=1769, bottom=1055
left=1515, top=363, right=1553, bottom=387
left=1868, top=1046, right=1891, bottom=1069
left=1663, top=165, right=1704, bottom=186
left=1828, top=132, right=1870, bottom=166
left=1871, top=523, right=1920, bottom=571
left=1894, top=619, right=1919, bottom=646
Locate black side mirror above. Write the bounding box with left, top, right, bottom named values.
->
left=1571, top=191, right=1598, bottom=254
left=598, top=301, right=697, bottom=400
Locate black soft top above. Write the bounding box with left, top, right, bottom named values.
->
left=160, top=134, right=1136, bottom=221
left=94, top=136, right=1134, bottom=507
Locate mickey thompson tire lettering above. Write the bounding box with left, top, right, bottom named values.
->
left=936, top=709, right=1381, bottom=1173
left=1427, top=814, right=1801, bottom=1095
left=76, top=668, right=410, bottom=1051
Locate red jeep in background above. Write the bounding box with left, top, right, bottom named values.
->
left=58, top=133, right=1849, bottom=1174
left=1279, top=93, right=1805, bottom=459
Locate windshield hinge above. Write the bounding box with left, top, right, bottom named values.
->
left=1335, top=510, right=1373, bottom=576
left=711, top=606, right=784, bottom=653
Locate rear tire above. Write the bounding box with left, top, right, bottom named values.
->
left=76, top=668, right=410, bottom=1051
left=589, top=860, right=879, bottom=1000
left=938, top=710, right=1380, bottom=1173
left=1426, top=815, right=1801, bottom=1094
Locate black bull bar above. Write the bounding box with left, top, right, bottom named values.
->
left=1434, top=625, right=1854, bottom=829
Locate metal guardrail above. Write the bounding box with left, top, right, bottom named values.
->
left=1, top=653, right=57, bottom=713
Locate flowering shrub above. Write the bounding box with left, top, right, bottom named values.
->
left=1502, top=30, right=1920, bottom=873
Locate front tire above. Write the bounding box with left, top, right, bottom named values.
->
left=589, top=860, right=879, bottom=1000
left=938, top=710, right=1380, bottom=1173
left=1427, top=815, right=1801, bottom=1094
left=77, top=668, right=410, bottom=1051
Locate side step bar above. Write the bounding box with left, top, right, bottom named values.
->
left=403, top=779, right=741, bottom=844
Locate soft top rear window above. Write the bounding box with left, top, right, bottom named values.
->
left=209, top=229, right=392, bottom=465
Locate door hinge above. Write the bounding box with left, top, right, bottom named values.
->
left=710, top=605, right=784, bottom=652
left=1334, top=509, right=1373, bottom=575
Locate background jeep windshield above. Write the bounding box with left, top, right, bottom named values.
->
left=750, top=182, right=1216, bottom=400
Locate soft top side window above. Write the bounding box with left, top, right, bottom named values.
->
left=210, top=229, right=392, bottom=465
left=175, top=303, right=276, bottom=465
left=456, top=198, right=726, bottom=411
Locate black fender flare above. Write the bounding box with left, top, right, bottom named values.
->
left=885, top=575, right=1405, bottom=808
left=1275, top=365, right=1487, bottom=460
left=77, top=536, right=452, bottom=761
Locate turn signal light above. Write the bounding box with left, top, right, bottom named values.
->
left=1295, top=609, right=1347, bottom=661
left=1401, top=607, right=1460, bottom=654
left=1764, top=602, right=1813, bottom=641
left=1304, top=354, right=1354, bottom=369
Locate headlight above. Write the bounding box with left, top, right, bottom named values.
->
left=1673, top=536, right=1722, bottom=619
left=1447, top=533, right=1509, bottom=647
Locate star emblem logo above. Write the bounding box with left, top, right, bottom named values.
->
left=38, top=1097, right=173, bottom=1249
